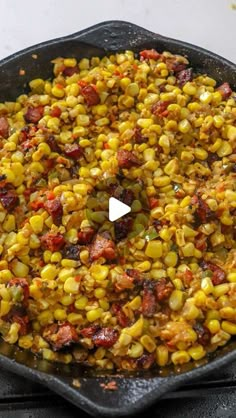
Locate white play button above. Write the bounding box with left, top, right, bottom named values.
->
left=108, top=197, right=131, bottom=222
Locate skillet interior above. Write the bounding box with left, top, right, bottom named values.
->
left=0, top=20, right=236, bottom=417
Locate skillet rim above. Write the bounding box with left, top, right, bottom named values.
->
left=0, top=19, right=236, bottom=417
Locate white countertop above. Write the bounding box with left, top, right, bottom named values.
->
left=0, top=0, right=235, bottom=62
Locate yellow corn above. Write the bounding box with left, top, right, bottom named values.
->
left=221, top=321, right=236, bottom=335
left=171, top=350, right=191, bottom=365
left=188, top=344, right=206, bottom=360
left=169, top=290, right=184, bottom=311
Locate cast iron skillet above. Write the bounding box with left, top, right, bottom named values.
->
left=0, top=20, right=236, bottom=417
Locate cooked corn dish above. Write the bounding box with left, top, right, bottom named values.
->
left=0, top=49, right=235, bottom=371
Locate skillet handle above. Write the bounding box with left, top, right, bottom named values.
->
left=70, top=20, right=163, bottom=51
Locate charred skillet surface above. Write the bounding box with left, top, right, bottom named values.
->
left=0, top=20, right=236, bottom=417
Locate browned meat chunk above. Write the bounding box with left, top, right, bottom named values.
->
left=176, top=68, right=193, bottom=86
left=92, top=328, right=118, bottom=348
left=117, top=149, right=140, bottom=169
left=0, top=189, right=19, bottom=212
left=193, top=322, right=211, bottom=346
left=0, top=116, right=9, bottom=138
left=44, top=198, right=63, bottom=226
left=142, top=282, right=156, bottom=317
left=81, top=85, right=100, bottom=106
left=112, top=303, right=130, bottom=327
left=140, top=49, right=160, bottom=60
left=64, top=143, right=84, bottom=160
left=90, top=234, right=116, bottom=261
left=41, top=233, right=65, bottom=252
left=217, top=82, right=232, bottom=100
left=201, top=261, right=226, bottom=285
left=43, top=323, right=78, bottom=351
left=77, top=227, right=95, bottom=244
left=24, top=106, right=44, bottom=123
left=156, top=278, right=174, bottom=301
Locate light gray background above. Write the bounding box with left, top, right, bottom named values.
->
left=0, top=0, right=235, bottom=62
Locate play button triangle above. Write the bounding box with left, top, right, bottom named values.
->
left=108, top=197, right=131, bottom=222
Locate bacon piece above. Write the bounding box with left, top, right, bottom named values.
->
left=63, top=245, right=80, bottom=260
left=113, top=188, right=135, bottom=206
left=136, top=353, right=155, bottom=369
left=207, top=152, right=220, bottom=166
left=47, top=135, right=61, bottom=153
left=80, top=325, right=100, bottom=338
left=77, top=227, right=95, bottom=244
left=193, top=195, right=215, bottom=224
left=201, top=261, right=226, bottom=285
left=142, top=282, right=156, bottom=317
left=156, top=278, right=173, bottom=302
left=140, top=49, right=160, bottom=60
left=41, top=233, right=65, bottom=252
left=64, top=143, right=83, bottom=160
left=81, top=85, right=100, bottom=106
left=90, top=234, right=116, bottom=261
left=0, top=116, right=9, bottom=138
left=44, top=198, right=63, bottom=226
left=24, top=106, right=44, bottom=123
left=152, top=100, right=170, bottom=117
left=92, top=328, right=118, bottom=348
left=13, top=313, right=29, bottom=336
left=112, top=303, right=129, bottom=327
left=8, top=278, right=29, bottom=307
left=133, top=127, right=148, bottom=144
left=0, top=189, right=19, bottom=212
left=166, top=58, right=187, bottom=73
left=117, top=149, right=140, bottom=169
left=114, top=217, right=133, bottom=242
left=176, top=68, right=193, bottom=87
left=195, top=233, right=207, bottom=251
left=43, top=323, right=78, bottom=351
left=126, top=268, right=144, bottom=285
left=3, top=306, right=29, bottom=336
left=217, top=82, right=232, bottom=100
left=63, top=66, right=79, bottom=77
left=193, top=322, right=211, bottom=346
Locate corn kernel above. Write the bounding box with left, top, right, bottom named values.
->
left=171, top=350, right=191, bottom=365
left=222, top=321, right=236, bottom=335
left=188, top=345, right=206, bottom=360
left=41, top=264, right=58, bottom=281
left=29, top=215, right=44, bottom=234
left=86, top=308, right=103, bottom=322
left=64, top=276, right=80, bottom=294
left=145, top=240, right=163, bottom=258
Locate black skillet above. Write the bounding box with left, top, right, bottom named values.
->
left=0, top=20, right=236, bottom=417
